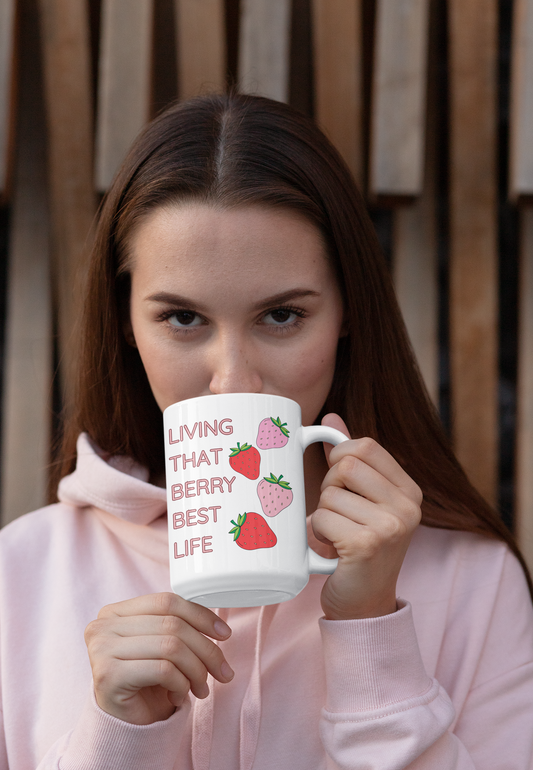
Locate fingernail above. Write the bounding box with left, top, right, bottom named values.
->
left=214, top=620, right=231, bottom=638
left=221, top=661, right=234, bottom=680
left=197, top=682, right=210, bottom=699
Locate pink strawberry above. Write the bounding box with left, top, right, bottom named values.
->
left=256, top=417, right=290, bottom=449
left=229, top=512, right=277, bottom=550
left=257, top=474, right=293, bottom=517
left=229, top=443, right=260, bottom=479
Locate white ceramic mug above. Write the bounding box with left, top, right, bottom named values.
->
left=163, top=393, right=349, bottom=607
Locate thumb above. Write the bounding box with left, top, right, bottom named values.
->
left=321, top=413, right=351, bottom=466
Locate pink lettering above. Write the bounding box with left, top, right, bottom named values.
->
left=219, top=418, right=233, bottom=435
left=169, top=429, right=180, bottom=445
left=186, top=509, right=197, bottom=526
left=182, top=452, right=196, bottom=469
left=171, top=483, right=183, bottom=501
left=190, top=537, right=201, bottom=554
left=204, top=420, right=218, bottom=437
left=209, top=447, right=222, bottom=464
left=169, top=455, right=181, bottom=472
left=184, top=423, right=199, bottom=440
left=196, top=450, right=210, bottom=466
left=197, top=507, right=209, bottom=524
left=173, top=511, right=185, bottom=529
left=197, top=479, right=209, bottom=495
left=202, top=536, right=213, bottom=553
left=210, top=477, right=224, bottom=493
left=223, top=475, right=236, bottom=493
left=209, top=505, right=221, bottom=523
left=173, top=539, right=189, bottom=559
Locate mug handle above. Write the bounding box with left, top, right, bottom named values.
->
left=300, top=425, right=350, bottom=575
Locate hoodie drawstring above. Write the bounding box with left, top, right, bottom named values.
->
left=239, top=603, right=277, bottom=770
left=191, top=607, right=229, bottom=770
left=192, top=603, right=278, bottom=770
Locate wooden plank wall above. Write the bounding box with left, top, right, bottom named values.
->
left=95, top=0, right=153, bottom=192
left=448, top=0, right=499, bottom=506
left=38, top=0, right=96, bottom=406
left=0, top=0, right=16, bottom=199
left=1, top=0, right=52, bottom=525
left=1, top=0, right=532, bottom=572
left=510, top=0, right=533, bottom=569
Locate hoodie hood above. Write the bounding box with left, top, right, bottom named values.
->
left=58, top=433, right=168, bottom=564
left=58, top=433, right=167, bottom=525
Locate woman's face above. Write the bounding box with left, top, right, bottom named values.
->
left=125, top=203, right=345, bottom=426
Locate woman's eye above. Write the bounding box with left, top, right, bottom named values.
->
left=168, top=311, right=203, bottom=328
left=263, top=308, right=298, bottom=326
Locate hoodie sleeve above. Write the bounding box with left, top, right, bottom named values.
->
left=318, top=552, right=533, bottom=770
left=35, top=690, right=191, bottom=770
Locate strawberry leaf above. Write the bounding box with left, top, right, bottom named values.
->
left=262, top=473, right=292, bottom=489
left=272, top=417, right=290, bottom=437
left=229, top=442, right=251, bottom=456
left=229, top=513, right=247, bottom=540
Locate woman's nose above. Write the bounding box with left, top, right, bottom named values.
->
left=208, top=337, right=263, bottom=395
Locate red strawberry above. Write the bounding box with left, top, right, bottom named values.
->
left=257, top=474, right=293, bottom=517
left=229, top=512, right=277, bottom=550
left=229, top=442, right=260, bottom=479
left=256, top=416, right=290, bottom=449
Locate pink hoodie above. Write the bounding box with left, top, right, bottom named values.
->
left=0, top=433, right=532, bottom=769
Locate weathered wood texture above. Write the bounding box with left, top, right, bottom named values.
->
left=38, top=0, right=96, bottom=406
left=392, top=0, right=438, bottom=403
left=311, top=0, right=363, bottom=186
left=370, top=0, right=430, bottom=197
left=176, top=0, right=226, bottom=99
left=238, top=0, right=291, bottom=102
left=2, top=0, right=52, bottom=526
left=516, top=207, right=533, bottom=572
left=509, top=0, right=533, bottom=200
left=393, top=174, right=438, bottom=402
left=95, top=0, right=153, bottom=192
left=448, top=0, right=499, bottom=506
left=0, top=0, right=16, bottom=198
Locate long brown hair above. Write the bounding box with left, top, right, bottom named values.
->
left=54, top=93, right=531, bottom=591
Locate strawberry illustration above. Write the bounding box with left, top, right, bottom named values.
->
left=229, top=442, right=261, bottom=479
left=257, top=473, right=293, bottom=517
left=229, top=512, right=277, bottom=550
left=257, top=416, right=290, bottom=449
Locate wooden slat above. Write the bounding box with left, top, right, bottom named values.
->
left=38, top=0, right=96, bottom=406
left=370, top=0, right=430, bottom=198
left=1, top=0, right=52, bottom=526
left=0, top=0, right=16, bottom=198
left=238, top=0, right=291, bottom=102
left=175, top=0, right=226, bottom=99
left=448, top=0, right=499, bottom=505
left=311, top=0, right=363, bottom=186
left=392, top=0, right=438, bottom=404
left=95, top=0, right=153, bottom=192
left=509, top=0, right=533, bottom=200
left=393, top=161, right=438, bottom=403
left=393, top=198, right=438, bottom=404
left=516, top=207, right=533, bottom=571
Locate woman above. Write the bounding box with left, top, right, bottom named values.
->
left=0, top=93, right=531, bottom=769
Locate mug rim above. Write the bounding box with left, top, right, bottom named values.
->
left=163, top=392, right=301, bottom=415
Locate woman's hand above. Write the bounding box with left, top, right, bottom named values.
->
left=84, top=592, right=234, bottom=725
left=313, top=414, right=422, bottom=621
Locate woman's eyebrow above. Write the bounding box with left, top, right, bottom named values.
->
left=252, top=289, right=320, bottom=309
left=144, top=289, right=320, bottom=310
left=145, top=292, right=208, bottom=311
